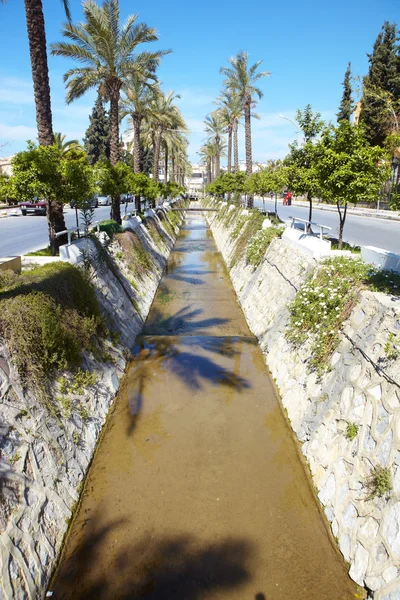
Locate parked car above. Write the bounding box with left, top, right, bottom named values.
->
left=19, top=199, right=47, bottom=216
left=70, top=196, right=99, bottom=209
left=97, top=195, right=111, bottom=206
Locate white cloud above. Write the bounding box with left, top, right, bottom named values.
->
left=0, top=78, right=34, bottom=105
left=176, top=88, right=216, bottom=109
left=0, top=123, right=37, bottom=141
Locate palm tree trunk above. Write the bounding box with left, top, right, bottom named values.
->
left=233, top=120, right=239, bottom=173
left=153, top=125, right=163, bottom=182
left=244, top=100, right=253, bottom=208
left=227, top=126, right=232, bottom=174
left=207, top=159, right=212, bottom=185
left=164, top=144, right=168, bottom=184
left=108, top=79, right=122, bottom=223
left=171, top=155, right=175, bottom=183
left=132, top=113, right=142, bottom=173
left=24, top=0, right=53, bottom=146
left=24, top=0, right=68, bottom=253
left=215, top=136, right=221, bottom=179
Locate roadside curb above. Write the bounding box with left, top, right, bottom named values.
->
left=292, top=201, right=400, bottom=222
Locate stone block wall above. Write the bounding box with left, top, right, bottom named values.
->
left=207, top=206, right=400, bottom=599
left=0, top=207, right=184, bottom=599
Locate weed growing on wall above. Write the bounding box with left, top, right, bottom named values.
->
left=367, top=466, right=392, bottom=499
left=287, top=256, right=400, bottom=374
left=384, top=332, right=399, bottom=361
left=230, top=211, right=265, bottom=268
left=346, top=423, right=359, bottom=441
left=246, top=227, right=283, bottom=268
left=231, top=215, right=248, bottom=240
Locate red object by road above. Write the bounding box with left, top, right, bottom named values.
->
left=19, top=200, right=47, bottom=216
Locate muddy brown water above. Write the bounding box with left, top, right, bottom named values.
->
left=51, top=212, right=360, bottom=600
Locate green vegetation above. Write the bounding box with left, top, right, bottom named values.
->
left=367, top=466, right=392, bottom=499
left=384, top=332, right=399, bottom=361
left=25, top=247, right=53, bottom=257
left=0, top=263, right=102, bottom=407
left=229, top=210, right=265, bottom=268
left=9, top=452, right=21, bottom=465
left=99, top=219, right=123, bottom=238
left=245, top=227, right=282, bottom=267
left=114, top=231, right=152, bottom=275
left=286, top=256, right=400, bottom=374
left=345, top=423, right=359, bottom=441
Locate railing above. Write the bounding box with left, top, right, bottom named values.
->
left=289, top=216, right=331, bottom=241
left=55, top=221, right=102, bottom=245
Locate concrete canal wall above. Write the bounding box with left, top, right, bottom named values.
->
left=0, top=204, right=185, bottom=599
left=206, top=201, right=400, bottom=600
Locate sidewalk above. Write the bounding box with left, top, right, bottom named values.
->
left=292, top=199, right=400, bottom=222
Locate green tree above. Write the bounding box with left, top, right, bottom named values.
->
left=360, top=22, right=400, bottom=146
left=0, top=0, right=72, bottom=245
left=285, top=105, right=324, bottom=223
left=315, top=121, right=391, bottom=247
left=61, top=149, right=95, bottom=208
left=83, top=93, right=110, bottom=164
left=220, top=51, right=270, bottom=207
left=51, top=0, right=167, bottom=224
left=337, top=62, right=354, bottom=122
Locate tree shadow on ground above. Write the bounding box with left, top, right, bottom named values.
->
left=50, top=520, right=256, bottom=600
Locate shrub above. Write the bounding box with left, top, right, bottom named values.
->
left=0, top=263, right=102, bottom=406
left=286, top=256, right=400, bottom=374
left=246, top=227, right=282, bottom=268
left=367, top=466, right=392, bottom=499
left=230, top=211, right=265, bottom=268
left=99, top=219, right=123, bottom=238
left=384, top=332, right=399, bottom=361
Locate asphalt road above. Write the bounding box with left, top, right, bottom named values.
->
left=0, top=203, right=136, bottom=257
left=0, top=199, right=399, bottom=256
left=254, top=197, right=400, bottom=253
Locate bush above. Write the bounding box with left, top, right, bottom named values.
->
left=246, top=227, right=282, bottom=267
left=367, top=466, right=392, bottom=499
left=99, top=219, right=123, bottom=238
left=0, top=263, right=102, bottom=405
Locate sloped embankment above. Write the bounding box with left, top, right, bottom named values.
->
left=205, top=198, right=400, bottom=600
left=0, top=201, right=186, bottom=599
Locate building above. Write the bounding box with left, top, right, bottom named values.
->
left=353, top=102, right=362, bottom=125
left=185, top=163, right=207, bottom=196
left=0, top=156, right=13, bottom=176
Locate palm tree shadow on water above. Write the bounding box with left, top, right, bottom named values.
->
left=51, top=516, right=260, bottom=600
left=125, top=306, right=256, bottom=436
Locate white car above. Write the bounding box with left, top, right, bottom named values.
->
left=97, top=196, right=111, bottom=206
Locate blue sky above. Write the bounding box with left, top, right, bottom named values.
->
left=0, top=0, right=398, bottom=165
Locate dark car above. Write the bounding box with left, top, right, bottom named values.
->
left=70, top=196, right=99, bottom=209
left=19, top=199, right=47, bottom=216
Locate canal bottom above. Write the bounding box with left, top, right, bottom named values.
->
left=50, top=212, right=359, bottom=599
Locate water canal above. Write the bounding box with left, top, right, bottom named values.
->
left=51, top=211, right=359, bottom=599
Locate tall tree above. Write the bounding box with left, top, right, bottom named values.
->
left=216, top=90, right=242, bottom=173
left=221, top=51, right=270, bottom=207
left=51, top=0, right=168, bottom=223
left=0, top=0, right=71, bottom=250
left=83, top=94, right=110, bottom=164
left=360, top=22, right=400, bottom=146
left=204, top=112, right=225, bottom=179
left=315, top=121, right=390, bottom=247
left=284, top=105, right=324, bottom=224
left=148, top=91, right=184, bottom=183
left=337, top=62, right=354, bottom=122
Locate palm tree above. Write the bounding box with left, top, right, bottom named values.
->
left=1, top=0, right=71, bottom=250
left=51, top=0, right=168, bottom=223
left=148, top=90, right=185, bottom=183
left=204, top=112, right=225, bottom=179
left=54, top=132, right=82, bottom=156
left=221, top=51, right=270, bottom=207
left=122, top=75, right=159, bottom=174
left=216, top=90, right=242, bottom=173
left=198, top=143, right=214, bottom=185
